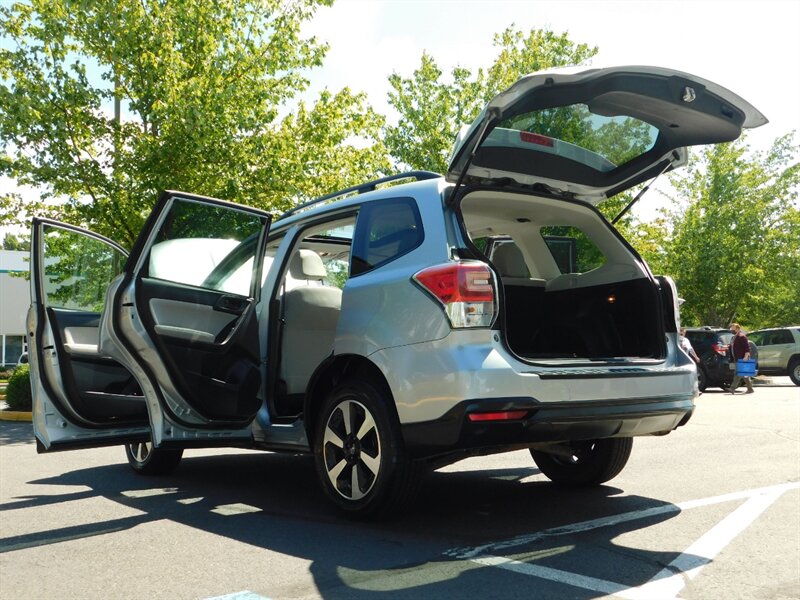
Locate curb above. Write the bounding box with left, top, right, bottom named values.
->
left=0, top=411, right=32, bottom=422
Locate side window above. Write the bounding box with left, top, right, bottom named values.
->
left=351, top=198, right=423, bottom=277
left=42, top=225, right=126, bottom=312
left=146, top=198, right=266, bottom=297
left=774, top=330, right=793, bottom=344
left=540, top=226, right=605, bottom=274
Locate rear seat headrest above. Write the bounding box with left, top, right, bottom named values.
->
left=288, top=249, right=328, bottom=279
left=492, top=243, right=530, bottom=278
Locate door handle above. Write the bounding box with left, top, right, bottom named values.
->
left=215, top=295, right=249, bottom=314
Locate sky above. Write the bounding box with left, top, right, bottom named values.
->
left=296, top=0, right=800, bottom=219
left=2, top=0, right=799, bottom=233
left=301, top=0, right=800, bottom=154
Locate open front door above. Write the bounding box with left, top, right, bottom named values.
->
left=99, top=191, right=271, bottom=447
left=29, top=218, right=150, bottom=451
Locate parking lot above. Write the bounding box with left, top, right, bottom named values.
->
left=1, top=379, right=798, bottom=599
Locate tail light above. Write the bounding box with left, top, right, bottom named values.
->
left=711, top=342, right=727, bottom=355
left=413, top=261, right=496, bottom=328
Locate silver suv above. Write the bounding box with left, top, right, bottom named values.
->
left=747, top=327, right=800, bottom=385
left=27, top=66, right=765, bottom=517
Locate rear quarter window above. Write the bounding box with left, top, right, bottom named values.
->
left=351, top=197, right=423, bottom=277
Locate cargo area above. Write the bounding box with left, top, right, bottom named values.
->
left=459, top=189, right=665, bottom=362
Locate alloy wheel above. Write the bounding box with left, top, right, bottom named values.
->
left=129, top=441, right=152, bottom=465
left=322, top=399, right=381, bottom=501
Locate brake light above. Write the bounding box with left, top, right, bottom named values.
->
left=413, top=261, right=496, bottom=328
left=519, top=131, right=554, bottom=147
left=468, top=410, right=528, bottom=422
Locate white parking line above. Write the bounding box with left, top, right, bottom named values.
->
left=444, top=482, right=799, bottom=599
left=205, top=591, right=270, bottom=600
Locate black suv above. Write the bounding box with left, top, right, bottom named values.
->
left=684, top=327, right=734, bottom=391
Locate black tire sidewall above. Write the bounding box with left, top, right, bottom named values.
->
left=313, top=380, right=407, bottom=517
left=697, top=366, right=707, bottom=392
left=531, top=437, right=633, bottom=486
left=789, top=358, right=800, bottom=386
left=125, top=443, right=183, bottom=476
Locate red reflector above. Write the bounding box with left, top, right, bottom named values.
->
left=468, top=410, right=528, bottom=422
left=414, top=262, right=494, bottom=303
left=519, top=131, right=554, bottom=147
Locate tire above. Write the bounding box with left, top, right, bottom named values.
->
left=697, top=366, right=707, bottom=392
left=789, top=358, right=800, bottom=386
left=313, top=379, right=420, bottom=519
left=125, top=442, right=183, bottom=476
left=530, top=437, right=633, bottom=486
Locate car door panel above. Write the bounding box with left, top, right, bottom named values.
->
left=29, top=219, right=151, bottom=451
left=133, top=276, right=262, bottom=421
left=98, top=191, right=272, bottom=444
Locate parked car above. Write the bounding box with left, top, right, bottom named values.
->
left=26, top=66, right=766, bottom=517
left=747, top=327, right=800, bottom=385
left=683, top=327, right=735, bottom=391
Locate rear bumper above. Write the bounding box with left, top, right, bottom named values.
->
left=401, top=394, right=694, bottom=460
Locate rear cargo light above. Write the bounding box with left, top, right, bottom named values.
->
left=413, top=261, right=496, bottom=328
left=468, top=410, right=528, bottom=422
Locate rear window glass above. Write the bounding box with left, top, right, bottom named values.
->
left=493, top=104, right=659, bottom=172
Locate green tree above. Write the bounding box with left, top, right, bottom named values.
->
left=384, top=26, right=597, bottom=174
left=640, top=134, right=800, bottom=328
left=2, top=232, right=29, bottom=251
left=0, top=0, right=390, bottom=248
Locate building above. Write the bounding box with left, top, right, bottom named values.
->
left=0, top=250, right=29, bottom=368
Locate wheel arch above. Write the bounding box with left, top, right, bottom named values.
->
left=303, top=354, right=397, bottom=445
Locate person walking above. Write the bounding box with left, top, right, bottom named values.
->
left=679, top=328, right=701, bottom=364
left=727, top=323, right=754, bottom=394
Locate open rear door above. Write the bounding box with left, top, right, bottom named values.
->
left=98, top=191, right=271, bottom=447
left=29, top=218, right=151, bottom=451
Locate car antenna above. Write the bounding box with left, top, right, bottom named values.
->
left=611, top=152, right=678, bottom=225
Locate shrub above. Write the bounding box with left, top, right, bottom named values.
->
left=6, top=364, right=32, bottom=411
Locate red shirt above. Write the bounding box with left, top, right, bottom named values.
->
left=731, top=334, right=750, bottom=360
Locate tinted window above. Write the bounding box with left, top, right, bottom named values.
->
left=351, top=198, right=423, bottom=277
left=761, top=330, right=793, bottom=345
left=540, top=226, right=604, bottom=274
left=147, top=198, right=265, bottom=296
left=42, top=225, right=126, bottom=312
left=495, top=104, right=659, bottom=172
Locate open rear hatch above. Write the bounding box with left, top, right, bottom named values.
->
left=450, top=66, right=765, bottom=365
left=447, top=65, right=767, bottom=203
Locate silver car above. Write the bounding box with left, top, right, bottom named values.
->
left=28, top=65, right=766, bottom=517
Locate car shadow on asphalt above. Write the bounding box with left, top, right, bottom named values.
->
left=0, top=446, right=706, bottom=599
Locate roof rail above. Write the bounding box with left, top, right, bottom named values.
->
left=277, top=170, right=441, bottom=220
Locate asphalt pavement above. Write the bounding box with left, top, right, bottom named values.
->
left=1, top=378, right=798, bottom=599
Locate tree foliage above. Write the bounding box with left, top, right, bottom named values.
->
left=0, top=0, right=390, bottom=248
left=638, top=134, right=800, bottom=328
left=384, top=26, right=597, bottom=174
